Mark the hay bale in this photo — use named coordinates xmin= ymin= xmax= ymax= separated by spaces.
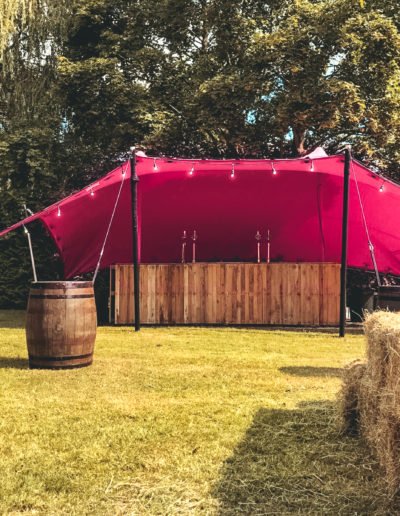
xmin=374 ymin=410 xmax=400 ymax=497
xmin=371 ymin=387 xmax=400 ymax=496
xmin=357 ymin=374 xmax=381 ymax=447
xmin=363 ymin=311 xmax=392 ymax=391
xmin=343 ymin=311 xmax=400 ymax=495
xmin=340 ymin=360 xmax=366 ymax=436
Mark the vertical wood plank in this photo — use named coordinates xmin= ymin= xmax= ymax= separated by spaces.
xmin=128 ymin=265 xmax=134 ymax=324
xmin=183 ymin=265 xmax=189 ymax=323
xmin=270 ymin=264 xmax=283 ymax=324
xmin=217 ymin=264 xmax=226 ymax=324
xmin=114 ymin=266 xmax=120 ymax=324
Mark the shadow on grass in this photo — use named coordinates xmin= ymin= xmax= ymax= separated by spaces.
xmin=280 ymin=366 xmax=343 ymax=377
xmin=0 ymin=310 xmax=25 ymax=329
xmin=0 ymin=357 xmax=28 ymax=369
xmin=214 ymin=403 xmax=396 ymax=514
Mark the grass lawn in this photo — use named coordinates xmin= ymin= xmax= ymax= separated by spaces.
xmin=0 ymin=310 xmax=396 ymax=514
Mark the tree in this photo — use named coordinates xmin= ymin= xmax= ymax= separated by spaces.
xmin=0 ymin=0 xmax=38 ymax=53
xmin=0 ymin=1 xmax=67 ymax=306
xmin=2 ymin=0 xmax=400 ymax=307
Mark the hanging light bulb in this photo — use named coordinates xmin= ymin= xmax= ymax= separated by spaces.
xmin=153 ymin=158 xmax=158 ymax=171
xmin=90 ymin=189 xmax=95 ymax=197
xmin=379 ymin=183 xmax=384 ymax=193
xmin=122 ymin=166 xmax=126 ymax=176
xmin=310 ymin=160 xmax=314 ymax=172
xmin=57 ymin=206 xmax=61 ymax=217
xmin=272 ymin=162 xmax=277 ymax=175
xmin=231 ymin=163 xmax=235 ymax=179
xmin=189 ymin=163 xmax=195 ymax=176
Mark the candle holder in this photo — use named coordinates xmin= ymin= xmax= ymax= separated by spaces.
xmin=255 ymin=231 xmax=261 ymax=263
xmin=181 ymin=230 xmax=187 ymax=263
xmin=192 ymin=230 xmax=198 ymax=263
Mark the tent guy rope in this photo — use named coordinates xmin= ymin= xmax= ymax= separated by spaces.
xmin=351 ymin=160 xmax=381 ymax=287
xmin=92 ymin=162 xmax=127 ymax=284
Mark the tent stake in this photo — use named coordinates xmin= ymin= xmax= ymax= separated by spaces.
xmin=339 ymin=147 xmax=351 ymax=337
xmin=130 ymin=150 xmax=140 ymax=332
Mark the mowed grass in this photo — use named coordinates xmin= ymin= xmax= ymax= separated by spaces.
xmin=0 ymin=311 xmax=396 ymax=514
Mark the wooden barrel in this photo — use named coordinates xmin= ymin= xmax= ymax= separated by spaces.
xmin=26 ymin=281 xmax=97 ymax=369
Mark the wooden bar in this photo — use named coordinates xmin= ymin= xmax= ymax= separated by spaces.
xmin=110 ymin=263 xmax=340 ymax=326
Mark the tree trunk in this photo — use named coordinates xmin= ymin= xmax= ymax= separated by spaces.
xmin=292 ymin=127 xmax=306 ymax=156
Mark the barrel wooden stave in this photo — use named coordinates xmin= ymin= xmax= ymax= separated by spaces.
xmin=26 ymin=281 xmax=97 ymax=369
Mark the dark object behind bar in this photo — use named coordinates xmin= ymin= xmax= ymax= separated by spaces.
xmin=348 ymin=286 xmax=400 ymax=320
xmin=348 ymin=287 xmax=375 ymax=322
xmin=374 ymin=286 xmax=400 ymax=311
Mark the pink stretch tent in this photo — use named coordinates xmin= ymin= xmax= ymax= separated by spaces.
xmin=1 ymin=153 xmax=400 ymax=278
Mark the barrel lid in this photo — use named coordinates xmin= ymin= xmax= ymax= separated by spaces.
xmin=31 ymin=281 xmax=93 ymax=289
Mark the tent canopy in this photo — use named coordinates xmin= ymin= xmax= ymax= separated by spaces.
xmin=1 ymin=152 xmax=400 ymax=278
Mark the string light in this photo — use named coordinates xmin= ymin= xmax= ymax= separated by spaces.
xmin=379 ymin=183 xmax=384 ymax=193
xmin=153 ymin=158 xmax=158 ymax=172
xmin=57 ymin=206 xmax=61 ymax=217
xmin=272 ymin=162 xmax=277 ymax=175
xmin=189 ymin=163 xmax=195 ymax=176
xmin=86 ymin=181 xmax=100 ymax=196
xmin=310 ymin=160 xmax=314 ymax=172
xmin=231 ymin=163 xmax=235 ymax=179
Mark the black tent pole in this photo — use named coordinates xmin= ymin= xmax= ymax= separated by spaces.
xmin=339 ymin=146 xmax=351 ymax=337
xmin=130 ymin=149 xmax=140 ymax=331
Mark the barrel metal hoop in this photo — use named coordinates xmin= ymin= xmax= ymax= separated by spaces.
xmin=29 ymin=360 xmax=93 ymax=370
xmin=32 ymin=282 xmax=93 ymax=289
xmin=28 ymin=352 xmax=93 ymax=362
xmin=30 ymin=294 xmax=94 ymax=300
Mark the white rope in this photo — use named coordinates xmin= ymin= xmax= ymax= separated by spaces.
xmin=22 ymin=204 xmax=38 ymax=282
xmin=92 ymin=162 xmax=127 ymax=284
xmin=351 ymin=159 xmax=381 ymax=285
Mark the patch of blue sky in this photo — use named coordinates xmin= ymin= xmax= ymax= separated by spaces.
xmin=325 ymin=53 xmax=345 ymax=77
xmin=247 ymin=109 xmax=257 ymax=124
xmin=246 ymin=92 xmax=278 ymax=124
xmin=285 ymin=128 xmax=294 ymax=141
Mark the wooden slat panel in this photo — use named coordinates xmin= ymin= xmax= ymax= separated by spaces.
xmin=270 ymin=264 xmax=283 ymax=325
xmin=320 ymin=263 xmax=340 ymax=325
xmin=283 ymin=264 xmax=301 ymax=325
xmin=113 ymin=266 xmax=119 ymax=324
xmin=148 ymin=265 xmax=156 ymax=323
xmin=111 ymin=263 xmax=340 ymax=326
xmin=140 ymin=264 xmax=148 ymax=323
xmin=225 ymin=265 xmax=233 ymax=324
xmin=183 ymin=265 xmax=189 ymax=323
xmin=171 ymin=265 xmax=184 ymax=323
xmin=127 ymin=265 xmax=134 ymax=324
xmin=217 ymin=264 xmax=226 ymax=324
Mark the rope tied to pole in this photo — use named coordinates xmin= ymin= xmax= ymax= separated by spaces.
xmin=350 ymin=160 xmax=381 ymax=286
xmin=92 ymin=161 xmax=128 ymax=284
xmin=23 ymin=204 xmax=38 ymax=282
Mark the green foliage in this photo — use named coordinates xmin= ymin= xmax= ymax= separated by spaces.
xmin=0 ymin=0 xmax=38 ymax=54
xmin=2 ymin=0 xmax=400 ymax=306
xmin=56 ymin=0 xmax=400 ymax=161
